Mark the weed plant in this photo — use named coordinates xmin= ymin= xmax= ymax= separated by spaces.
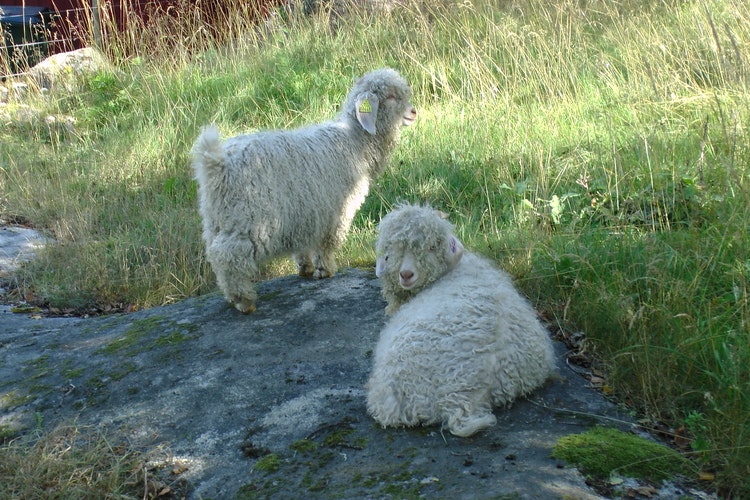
xmin=1 ymin=0 xmax=748 ymax=495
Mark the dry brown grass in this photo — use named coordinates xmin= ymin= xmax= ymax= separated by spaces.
xmin=0 ymin=424 xmax=188 ymax=499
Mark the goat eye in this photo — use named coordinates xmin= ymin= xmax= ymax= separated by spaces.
xmin=386 ymin=95 xmax=396 ymax=101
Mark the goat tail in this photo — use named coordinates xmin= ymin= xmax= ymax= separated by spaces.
xmin=191 ymin=125 xmax=225 ymax=182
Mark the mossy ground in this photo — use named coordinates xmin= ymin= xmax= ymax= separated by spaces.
xmin=237 ymin=421 xmax=434 ymax=499
xmin=552 ymin=427 xmax=693 ymax=483
xmin=96 ymin=315 xmax=197 ymax=355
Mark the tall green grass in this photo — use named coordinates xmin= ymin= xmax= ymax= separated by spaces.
xmin=1 ymin=0 xmax=748 ymax=495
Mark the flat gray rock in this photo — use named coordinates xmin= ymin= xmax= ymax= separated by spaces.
xmin=0 ymin=269 xmax=703 ymax=499
xmin=0 ymin=225 xmax=49 ymax=276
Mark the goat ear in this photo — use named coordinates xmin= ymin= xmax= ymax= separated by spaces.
xmin=375 ymin=256 xmax=386 ymax=277
xmin=355 ymin=92 xmax=379 ymax=135
xmin=446 ymin=236 xmax=464 ymax=268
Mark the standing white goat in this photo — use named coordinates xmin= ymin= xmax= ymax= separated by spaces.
xmin=367 ymin=203 xmax=555 ymax=437
xmin=192 ymin=68 xmax=416 ymax=313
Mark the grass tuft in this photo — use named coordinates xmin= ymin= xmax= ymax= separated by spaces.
xmin=0 ymin=425 xmax=184 ymax=498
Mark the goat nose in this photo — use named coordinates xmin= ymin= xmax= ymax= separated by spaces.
xmin=400 ymin=270 xmax=414 ymax=281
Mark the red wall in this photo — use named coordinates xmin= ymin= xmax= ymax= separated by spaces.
xmin=2 ymin=1 xmax=282 ymax=53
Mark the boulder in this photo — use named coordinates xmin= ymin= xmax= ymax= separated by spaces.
xmin=27 ymin=47 xmax=111 ymax=92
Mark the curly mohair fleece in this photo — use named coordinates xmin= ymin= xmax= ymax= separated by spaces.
xmin=191 ymin=68 xmax=416 ymax=313
xmin=367 ymin=204 xmax=556 ymax=437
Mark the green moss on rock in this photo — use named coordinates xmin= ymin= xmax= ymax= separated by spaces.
xmin=254 ymin=453 xmax=281 ymax=472
xmin=552 ymin=427 xmax=691 ymax=482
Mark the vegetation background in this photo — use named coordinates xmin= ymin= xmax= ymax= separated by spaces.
xmin=1 ymin=0 xmax=748 ymax=496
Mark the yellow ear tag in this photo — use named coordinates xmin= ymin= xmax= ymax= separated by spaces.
xmin=359 ymin=99 xmax=372 ymax=113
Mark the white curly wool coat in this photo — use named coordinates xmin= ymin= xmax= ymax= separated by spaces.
xmin=367 ymin=204 xmax=555 ymax=437
xmin=192 ymin=68 xmax=416 ymax=313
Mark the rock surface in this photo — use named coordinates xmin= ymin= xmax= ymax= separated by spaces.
xmin=0 ymin=224 xmax=50 ymax=278
xmin=0 ymin=262 xmax=709 ymax=499
xmin=27 ymin=47 xmax=112 ymax=92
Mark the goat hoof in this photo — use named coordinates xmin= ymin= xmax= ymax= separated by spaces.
xmin=313 ymin=268 xmax=333 ymax=279
xmin=234 ymin=300 xmax=256 ymax=314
